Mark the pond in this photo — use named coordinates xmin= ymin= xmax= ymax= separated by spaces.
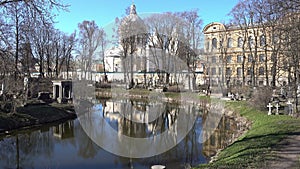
xmin=0 ymin=99 xmax=239 ymax=169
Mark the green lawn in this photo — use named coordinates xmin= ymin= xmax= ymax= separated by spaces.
xmin=195 ymin=101 xmax=300 ymax=169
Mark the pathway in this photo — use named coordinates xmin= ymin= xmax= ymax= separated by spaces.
xmin=268 ymin=135 xmax=300 ymax=169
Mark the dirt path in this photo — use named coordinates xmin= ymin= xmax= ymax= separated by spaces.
xmin=268 ymin=135 xmax=300 ymax=169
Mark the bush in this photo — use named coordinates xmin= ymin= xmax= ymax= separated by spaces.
xmin=95 ymin=82 xmax=111 ymax=88
xmin=231 ymin=86 xmax=253 ymax=100
xmin=248 ymin=86 xmax=273 ymax=110
xmin=167 ymin=85 xmax=182 ymax=92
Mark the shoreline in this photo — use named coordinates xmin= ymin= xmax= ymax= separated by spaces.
xmin=1 ymin=88 xmax=299 ymax=168
xmin=206 ymin=104 xmax=252 ymax=163
xmin=96 ymin=88 xmax=251 ymax=163
xmin=195 ymin=101 xmax=300 ymax=169
xmin=0 ymin=88 xmax=251 ymax=167
xmin=0 ymin=102 xmax=77 ymax=136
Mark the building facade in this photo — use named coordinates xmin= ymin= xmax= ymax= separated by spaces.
xmin=203 ymin=22 xmax=287 ymax=88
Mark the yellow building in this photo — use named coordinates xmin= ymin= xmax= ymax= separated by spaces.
xmin=202 ymin=22 xmax=285 ymax=88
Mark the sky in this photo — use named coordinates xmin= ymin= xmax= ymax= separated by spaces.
xmin=54 ymin=0 xmax=240 ymax=35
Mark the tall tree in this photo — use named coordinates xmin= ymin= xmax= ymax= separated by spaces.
xmin=77 ymin=20 xmax=105 ymax=80
xmin=0 ymin=0 xmax=67 ymax=112
xmin=117 ymin=4 xmax=147 ymax=88
xmin=100 ymin=32 xmax=108 ymax=82
xmin=145 ymin=12 xmax=184 ymax=85
xmin=177 ymin=10 xmax=203 ymax=90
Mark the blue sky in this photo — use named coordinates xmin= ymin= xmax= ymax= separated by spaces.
xmin=54 ymin=0 xmax=240 ymax=34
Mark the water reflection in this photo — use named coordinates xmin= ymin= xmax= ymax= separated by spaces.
xmin=53 ymin=121 xmax=74 ymax=139
xmin=77 ymin=98 xmax=198 ymax=158
xmin=0 ymin=125 xmax=55 ymax=169
xmin=0 ymin=99 xmax=241 ymax=169
xmin=102 ymin=100 xmax=183 ymax=138
xmin=202 ymin=113 xmax=239 ymax=157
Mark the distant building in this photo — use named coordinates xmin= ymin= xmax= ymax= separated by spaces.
xmin=56 ymin=3 xmax=205 ymax=88
xmin=203 ymin=22 xmax=287 ymax=87
xmin=104 ymin=46 xmax=122 ymax=72
xmin=104 ymin=3 xmax=205 ymax=87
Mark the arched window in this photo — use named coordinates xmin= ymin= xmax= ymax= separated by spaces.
xmin=226 ymin=67 xmax=232 ymax=76
xmin=227 ymin=38 xmax=233 ymax=48
xmin=248 ymin=36 xmax=254 ymax=47
xmin=237 ymin=67 xmax=242 ymax=77
xmin=259 ymin=54 xmax=265 ymax=62
xmin=259 ymin=67 xmax=264 ymax=75
xmin=211 ymin=67 xmax=216 ymax=75
xmin=247 ymin=67 xmax=253 ymax=75
xmin=211 ymin=56 xmax=217 ymax=63
xmin=260 ymin=35 xmax=266 ymax=47
xmin=226 ymin=55 xmax=232 ymax=63
xmin=237 ymin=55 xmax=243 ymax=63
xmin=272 ymin=35 xmax=279 ymax=45
xmin=206 ymin=42 xmax=210 ymax=51
xmin=212 ymin=38 xmax=217 ymax=49
xmin=238 ymin=37 xmax=243 ymax=47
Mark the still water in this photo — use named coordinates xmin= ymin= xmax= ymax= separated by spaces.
xmin=0 ymin=99 xmax=239 ymax=169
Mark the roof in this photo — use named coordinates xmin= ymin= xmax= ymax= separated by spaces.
xmin=202 ymin=22 xmax=226 ymax=33
xmin=105 ymin=46 xmax=123 ymax=57
xmin=119 ymin=4 xmax=147 ymax=40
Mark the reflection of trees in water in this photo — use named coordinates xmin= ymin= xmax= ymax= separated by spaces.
xmin=75 ymin=117 xmax=100 ymax=159
xmin=139 ymin=105 xmax=203 ymax=167
xmin=102 ymin=99 xmax=204 ymax=166
xmin=202 ymin=113 xmax=238 ymax=158
xmin=0 ymin=137 xmax=18 ymax=168
xmin=0 ymin=118 xmax=105 ymax=168
xmin=48 ymin=99 xmax=236 ymax=167
xmin=104 ymin=99 xmax=180 ymax=138
xmin=0 ymin=128 xmax=55 ymax=169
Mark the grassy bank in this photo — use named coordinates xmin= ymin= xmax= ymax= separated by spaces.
xmin=195 ymin=101 xmax=300 ymax=168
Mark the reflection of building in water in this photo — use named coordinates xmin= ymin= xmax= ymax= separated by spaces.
xmin=53 ymin=121 xmax=74 ymax=139
xmin=202 ymin=115 xmax=238 ymax=157
xmin=103 ymin=100 xmax=180 ymax=138
xmin=104 ymin=100 xmax=153 ymax=123
xmin=104 ymin=100 xmax=150 ymax=138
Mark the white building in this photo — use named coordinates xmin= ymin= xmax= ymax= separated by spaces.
xmin=104 ymin=46 xmax=122 ymax=72
xmin=104 ymin=4 xmax=205 ymax=87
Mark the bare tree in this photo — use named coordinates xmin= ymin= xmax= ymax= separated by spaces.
xmin=0 ymin=0 xmax=68 ymax=13
xmin=3 ymin=2 xmax=27 ymax=81
xmin=77 ymin=20 xmax=105 ymax=80
xmin=52 ymin=31 xmax=76 ymax=79
xmin=229 ymin=0 xmax=268 ymax=86
xmin=117 ymin=4 xmax=147 ymax=88
xmin=100 ymin=32 xmax=108 ymax=82
xmin=176 ymin=10 xmax=203 ymax=90
xmin=230 ymin=1 xmax=254 ymax=86
xmin=280 ymin=12 xmax=300 ymax=114
xmin=145 ymin=12 xmax=184 ymax=85
xmin=32 ymin=24 xmax=51 ymax=78
xmin=0 ymin=0 xmax=68 ymax=112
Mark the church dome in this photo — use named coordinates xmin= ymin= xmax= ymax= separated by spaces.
xmin=119 ymin=4 xmax=147 ymax=40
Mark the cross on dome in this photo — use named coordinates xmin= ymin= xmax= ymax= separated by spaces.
xmin=130 ymin=2 xmax=137 ymax=15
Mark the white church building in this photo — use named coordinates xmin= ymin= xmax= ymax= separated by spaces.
xmin=104 ymin=3 xmax=205 ymax=88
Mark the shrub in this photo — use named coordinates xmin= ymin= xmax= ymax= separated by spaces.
xmin=248 ymin=86 xmax=273 ymax=110
xmin=167 ymin=85 xmax=183 ymax=92
xmin=95 ymin=82 xmax=111 ymax=88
